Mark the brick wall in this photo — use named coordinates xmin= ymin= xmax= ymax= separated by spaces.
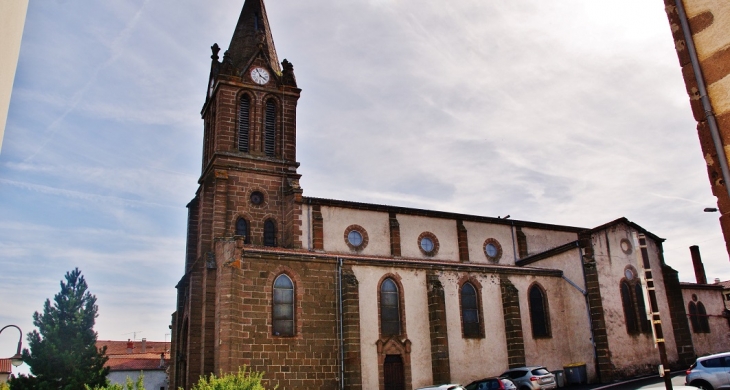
xmin=427 ymin=274 xmax=451 ymax=384
xmin=500 ymin=276 xmax=525 ymax=368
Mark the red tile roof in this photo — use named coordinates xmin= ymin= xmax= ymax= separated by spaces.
xmin=0 ymin=359 xmax=10 ymax=374
xmin=97 ymin=340 xmax=170 ymax=372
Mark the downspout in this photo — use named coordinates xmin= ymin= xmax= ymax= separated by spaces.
xmin=578 ymin=243 xmax=601 ymax=384
xmin=675 ymin=0 xmax=730 ymax=201
xmin=510 ymin=221 xmax=518 ymax=263
xmin=337 ymin=257 xmax=345 ymax=390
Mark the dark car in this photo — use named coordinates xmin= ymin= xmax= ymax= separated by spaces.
xmin=500 ymin=367 xmax=556 ymax=390
xmin=465 ymin=377 xmax=507 ymax=390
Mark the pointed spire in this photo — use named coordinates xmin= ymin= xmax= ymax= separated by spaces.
xmin=226 ymin=0 xmax=281 ymax=75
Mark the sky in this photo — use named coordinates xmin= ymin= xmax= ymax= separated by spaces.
xmin=1 ymin=0 xmax=727 ymax=376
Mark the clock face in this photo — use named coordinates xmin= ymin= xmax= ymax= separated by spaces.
xmin=250 ymin=67 xmax=270 ymax=85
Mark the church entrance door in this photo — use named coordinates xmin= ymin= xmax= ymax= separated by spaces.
xmin=384 ymin=354 xmax=405 ymax=390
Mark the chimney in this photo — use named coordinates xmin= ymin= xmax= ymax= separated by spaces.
xmin=716 ymin=278 xmax=721 ymax=284
xmin=126 ymin=339 xmax=133 ymax=354
xmin=141 ymin=338 xmax=147 ymax=353
xmin=690 ymin=245 xmax=707 ymax=284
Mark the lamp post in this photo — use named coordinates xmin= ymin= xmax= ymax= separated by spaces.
xmin=0 ymin=325 xmax=23 ymax=367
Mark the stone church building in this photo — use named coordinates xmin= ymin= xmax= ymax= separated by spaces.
xmin=170 ymin=1 xmax=730 ymax=389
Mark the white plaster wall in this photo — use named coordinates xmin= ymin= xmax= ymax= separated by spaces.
xmin=593 ymin=226 xmax=679 ymax=375
xmin=440 ymin=272 xmax=509 ymax=383
xmin=521 ymin=228 xmax=578 ymax=257
xmin=0 ymin=0 xmax=29 ymax=153
xmin=524 ymin=248 xmax=585 ymax=293
xmin=321 ymin=206 xmax=391 ymax=256
xmin=300 ymin=204 xmax=312 ymax=250
xmin=353 ymin=266 xmax=433 ymax=390
xmin=510 ymin=274 xmax=595 ymax=379
xmin=463 ymin=222 xmax=516 ymax=265
xmin=108 ymin=370 xmax=168 ymax=390
xmin=398 ymin=215 xmax=458 ymax=261
xmin=681 ymin=287 xmax=730 ymax=355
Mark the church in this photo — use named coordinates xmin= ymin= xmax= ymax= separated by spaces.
xmin=169 ymin=1 xmax=729 ymax=389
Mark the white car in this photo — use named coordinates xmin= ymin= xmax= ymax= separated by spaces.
xmin=417 ymin=385 xmax=467 ymax=390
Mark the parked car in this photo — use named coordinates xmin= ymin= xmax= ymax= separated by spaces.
xmin=501 ymin=378 xmax=517 ymax=390
xmin=500 ymin=367 xmax=557 ymax=390
xmin=416 ymin=385 xmax=466 ymax=390
xmin=686 ymin=351 xmax=730 ymax=390
xmin=464 ymin=377 xmax=507 ymax=390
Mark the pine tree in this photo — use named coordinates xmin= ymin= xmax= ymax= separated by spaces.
xmin=10 ymin=268 xmax=109 ymax=390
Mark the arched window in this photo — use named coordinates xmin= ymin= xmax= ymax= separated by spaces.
xmin=235 ymin=217 xmax=250 ymax=244
xmin=380 ymin=278 xmax=401 ymax=336
xmin=620 ymin=270 xmax=651 ymax=335
xmin=272 ymin=274 xmax=294 ymax=336
xmin=621 ymin=281 xmax=639 ymax=333
xmin=264 ymin=219 xmax=276 ymax=247
xmin=690 ymin=300 xmax=711 ymax=334
xmin=238 ymin=94 xmax=250 ymax=152
xmin=634 ymin=283 xmax=650 ymax=333
xmin=264 ymin=99 xmax=276 ymax=157
xmin=461 ymin=282 xmax=481 ymax=338
xmin=528 ymin=284 xmax=550 ymax=338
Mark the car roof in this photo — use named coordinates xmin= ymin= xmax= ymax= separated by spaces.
xmin=504 ymin=366 xmax=547 ymax=371
xmin=697 ymin=352 xmax=730 ymax=361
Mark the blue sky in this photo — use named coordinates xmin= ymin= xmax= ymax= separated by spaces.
xmin=1 ymin=0 xmax=726 ymax=374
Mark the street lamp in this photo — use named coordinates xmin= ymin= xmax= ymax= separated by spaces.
xmin=0 ymin=325 xmax=23 ymax=367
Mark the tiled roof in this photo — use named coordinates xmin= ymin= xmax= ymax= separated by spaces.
xmin=714 ymin=280 xmax=730 ymax=289
xmin=97 ymin=340 xmax=170 ymax=372
xmin=0 ymin=359 xmax=11 ymax=374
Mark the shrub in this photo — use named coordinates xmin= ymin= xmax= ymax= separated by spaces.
xmin=189 ymin=366 xmax=273 ymax=390
xmin=85 ymin=373 xmax=145 ymax=390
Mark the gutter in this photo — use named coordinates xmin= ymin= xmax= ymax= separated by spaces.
xmin=674 ymin=0 xmax=730 ymax=201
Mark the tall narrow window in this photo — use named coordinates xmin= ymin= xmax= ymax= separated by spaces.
xmin=634 ymin=283 xmax=650 ymax=333
xmin=688 ymin=301 xmax=699 ymax=333
xmin=264 ymin=99 xmax=276 ymax=157
xmin=698 ymin=302 xmax=710 ymax=333
xmin=380 ymin=278 xmax=401 ymax=336
xmin=264 ymin=219 xmax=276 ymax=247
xmin=238 ymin=95 xmax=250 ymax=152
xmin=235 ymin=217 xmax=250 ymax=244
xmin=461 ymin=282 xmax=481 ymax=338
xmin=528 ymin=284 xmax=550 ymax=338
xmin=621 ymin=281 xmax=639 ymax=333
xmin=272 ymin=274 xmax=294 ymax=336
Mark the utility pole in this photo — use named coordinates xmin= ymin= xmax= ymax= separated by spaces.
xmin=637 ymin=233 xmax=672 ymax=390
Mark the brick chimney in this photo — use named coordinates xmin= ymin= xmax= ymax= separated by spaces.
xmin=141 ymin=338 xmax=147 ymax=353
xmin=690 ymin=245 xmax=707 ymax=284
xmin=126 ymin=339 xmax=133 ymax=354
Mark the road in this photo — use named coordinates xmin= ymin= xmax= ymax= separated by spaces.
xmin=590 ymin=372 xmax=688 ymax=390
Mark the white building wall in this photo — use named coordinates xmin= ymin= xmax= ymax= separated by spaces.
xmin=463 ymin=221 xmax=516 ymax=265
xmin=440 ymin=272 xmax=508 ymax=383
xmin=398 ymin=215 xmax=459 ymax=261
xmin=521 ymin=227 xmax=578 ymax=257
xmin=681 ymin=287 xmax=730 ymax=356
xmin=320 ymin=206 xmax=391 ymax=256
xmin=108 ymin=370 xmax=168 ymax=390
xmin=593 ymin=226 xmax=678 ymax=376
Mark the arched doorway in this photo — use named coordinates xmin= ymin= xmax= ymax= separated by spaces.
xmin=383 ymin=354 xmax=404 ymax=390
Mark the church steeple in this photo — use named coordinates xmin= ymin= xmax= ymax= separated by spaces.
xmin=225 ymin=0 xmax=280 ymax=75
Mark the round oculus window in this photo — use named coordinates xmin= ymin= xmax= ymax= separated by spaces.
xmin=486 ymin=243 xmax=498 ymax=257
xmin=620 ymin=238 xmax=633 ymax=254
xmin=483 ymin=238 xmax=503 ymax=262
xmin=250 ymin=191 xmax=264 ymax=205
xmin=420 ymin=237 xmax=434 ymax=253
xmin=624 ymin=268 xmax=635 ymax=280
xmin=347 ymin=230 xmax=363 ymax=247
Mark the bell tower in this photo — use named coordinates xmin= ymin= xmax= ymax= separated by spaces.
xmin=173 ymin=0 xmax=302 ymax=387
xmin=198 ymin=0 xmax=302 ymax=250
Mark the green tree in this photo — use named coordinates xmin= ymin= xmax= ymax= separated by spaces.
xmin=190 ymin=366 xmax=273 ymax=390
xmin=10 ymin=268 xmax=109 ymax=390
xmin=86 ymin=373 xmax=145 ymax=390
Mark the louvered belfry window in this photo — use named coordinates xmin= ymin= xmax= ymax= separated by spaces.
xmin=264 ymin=219 xmax=276 ymax=247
xmin=264 ymin=99 xmax=276 ymax=157
xmin=238 ymin=95 xmax=250 ymax=152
